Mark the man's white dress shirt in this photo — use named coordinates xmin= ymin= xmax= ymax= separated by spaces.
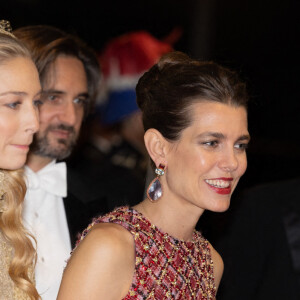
xmin=23 ymin=160 xmax=71 ymax=300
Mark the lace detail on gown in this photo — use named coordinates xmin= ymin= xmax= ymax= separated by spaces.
xmin=78 ymin=206 xmax=216 ymax=299
xmin=0 ymin=231 xmax=34 ymax=300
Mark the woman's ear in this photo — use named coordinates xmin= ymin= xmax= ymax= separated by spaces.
xmin=144 ymin=129 xmax=168 ymax=167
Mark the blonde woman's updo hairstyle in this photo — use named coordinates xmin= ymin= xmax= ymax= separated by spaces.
xmin=136 ymin=51 xmax=248 ymax=141
xmin=0 ymin=31 xmax=30 ymax=62
xmin=0 ymin=30 xmax=40 ymax=299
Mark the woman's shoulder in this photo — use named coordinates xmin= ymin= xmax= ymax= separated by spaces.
xmin=71 ymin=223 xmax=134 ymax=279
xmin=86 ymin=222 xmax=134 ymax=251
xmin=76 ymin=206 xmax=139 ymax=246
xmin=58 ymin=220 xmax=136 ymax=299
xmin=74 ymin=219 xmax=135 ymax=263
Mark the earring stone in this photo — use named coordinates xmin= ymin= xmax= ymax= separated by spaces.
xmin=147 ymin=164 xmax=165 ymax=202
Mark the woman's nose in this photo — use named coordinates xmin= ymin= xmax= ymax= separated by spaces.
xmin=219 ymin=149 xmax=239 ymax=173
xmin=24 ymin=104 xmax=39 ymax=134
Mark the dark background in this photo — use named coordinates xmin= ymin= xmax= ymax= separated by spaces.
xmin=2 ymin=0 xmax=299 ymax=187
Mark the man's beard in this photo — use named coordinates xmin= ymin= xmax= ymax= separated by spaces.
xmin=30 ymin=124 xmax=77 ymax=160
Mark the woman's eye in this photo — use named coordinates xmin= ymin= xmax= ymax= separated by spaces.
xmin=6 ymin=101 xmax=21 ymax=109
xmin=234 ymin=143 xmax=249 ymax=151
xmin=203 ymin=140 xmax=219 ymax=147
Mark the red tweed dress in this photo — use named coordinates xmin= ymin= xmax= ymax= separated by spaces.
xmin=77 ymin=206 xmax=216 ymax=299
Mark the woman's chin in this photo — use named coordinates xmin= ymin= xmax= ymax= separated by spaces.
xmin=209 ymin=198 xmax=231 ymax=213
xmin=0 ymin=158 xmax=26 ymax=170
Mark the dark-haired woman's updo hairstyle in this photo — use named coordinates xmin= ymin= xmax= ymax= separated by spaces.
xmin=136 ymin=51 xmax=248 ymax=141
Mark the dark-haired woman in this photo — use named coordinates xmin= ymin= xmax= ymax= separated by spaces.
xmin=58 ymin=51 xmax=250 ymax=300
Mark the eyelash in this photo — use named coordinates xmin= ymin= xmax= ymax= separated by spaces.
xmin=5 ymin=99 xmax=43 ymax=110
xmin=202 ymin=140 xmax=219 ymax=147
xmin=44 ymin=95 xmax=59 ymax=103
xmin=6 ymin=101 xmax=21 ymax=109
xmin=48 ymin=95 xmax=57 ymax=101
xmin=34 ymin=99 xmax=44 ymax=107
xmin=43 ymin=95 xmax=87 ymax=106
xmin=234 ymin=143 xmax=249 ymax=151
xmin=202 ymin=140 xmax=249 ymax=151
xmin=73 ymin=98 xmax=88 ymax=106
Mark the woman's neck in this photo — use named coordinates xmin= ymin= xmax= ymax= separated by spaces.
xmin=133 ymin=197 xmax=204 ymax=242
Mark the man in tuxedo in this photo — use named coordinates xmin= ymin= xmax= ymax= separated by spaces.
xmin=14 ymin=25 xmax=107 ymax=300
xmin=212 ymin=177 xmax=300 ymax=300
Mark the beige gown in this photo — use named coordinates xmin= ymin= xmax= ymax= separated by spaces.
xmin=0 ymin=231 xmax=33 ymax=300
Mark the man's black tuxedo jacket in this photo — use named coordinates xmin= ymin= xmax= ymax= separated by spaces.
xmin=215 ymin=178 xmax=300 ymax=300
xmin=63 ymin=167 xmax=108 ymax=247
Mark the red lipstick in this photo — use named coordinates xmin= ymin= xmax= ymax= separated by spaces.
xmin=205 ymin=178 xmax=233 ymax=195
xmin=214 ymin=177 xmax=233 ymax=181
xmin=207 ymin=184 xmax=231 ymax=195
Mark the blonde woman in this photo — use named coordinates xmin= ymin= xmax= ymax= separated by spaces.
xmin=0 ymin=21 xmax=41 ymax=299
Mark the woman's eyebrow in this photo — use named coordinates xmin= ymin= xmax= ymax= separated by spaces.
xmin=197 ymin=132 xmax=226 ymax=139
xmin=0 ymin=91 xmax=27 ymax=97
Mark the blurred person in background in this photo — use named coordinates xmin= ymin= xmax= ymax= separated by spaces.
xmin=213 ymin=177 xmax=300 ymax=300
xmin=14 ymin=25 xmax=106 ymax=300
xmin=69 ymin=31 xmax=172 ymax=210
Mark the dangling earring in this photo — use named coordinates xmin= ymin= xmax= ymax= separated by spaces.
xmin=147 ymin=164 xmax=166 ymax=202
xmin=0 ymin=171 xmax=6 ymax=213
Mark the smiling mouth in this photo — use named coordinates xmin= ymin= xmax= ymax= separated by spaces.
xmin=205 ymin=179 xmax=232 ymax=188
xmin=204 ymin=178 xmax=234 ymax=195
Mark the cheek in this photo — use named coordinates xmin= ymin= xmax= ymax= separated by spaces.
xmin=75 ymin=109 xmax=84 ymax=127
xmin=0 ymin=124 xmax=18 ymax=165
xmin=38 ymin=106 xmax=55 ymax=125
xmin=0 ymin=139 xmax=5 ymax=160
xmin=180 ymin=150 xmax=206 ymax=180
xmin=193 ymin=151 xmax=216 ymax=175
xmin=0 ymin=119 xmax=17 ymax=142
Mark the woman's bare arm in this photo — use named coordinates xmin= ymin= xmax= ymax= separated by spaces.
xmin=57 ymin=223 xmax=135 ymax=300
